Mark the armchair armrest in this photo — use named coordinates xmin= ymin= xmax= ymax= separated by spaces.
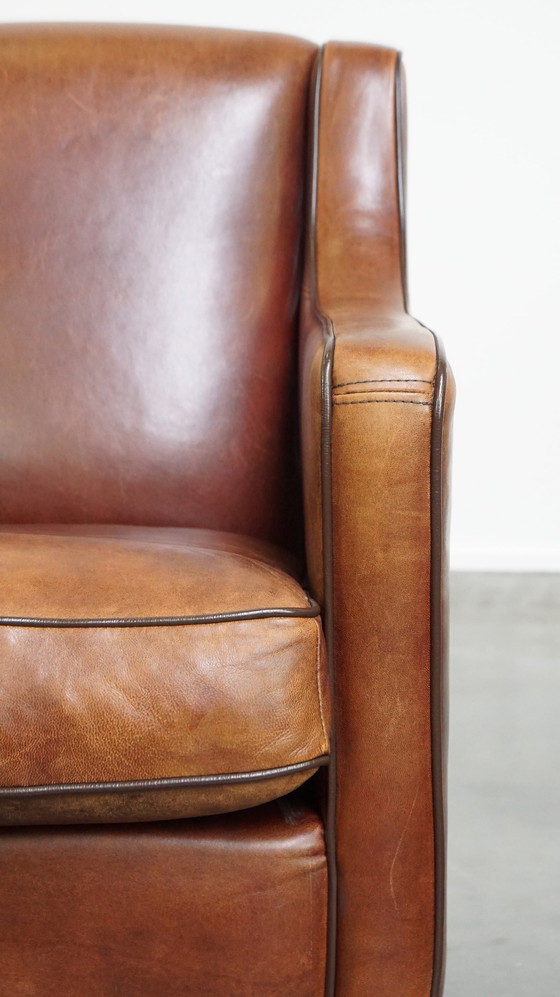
xmin=300 ymin=43 xmax=454 ymax=997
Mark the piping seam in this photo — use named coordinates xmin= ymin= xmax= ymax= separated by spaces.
xmin=314 ymin=617 xmax=329 ymax=749
xmin=0 ymin=755 xmax=330 ymax=798
xmin=0 ymin=602 xmax=321 ymax=628
xmin=307 ymin=44 xmax=337 ymax=997
xmin=427 ymin=336 xmax=448 ymax=997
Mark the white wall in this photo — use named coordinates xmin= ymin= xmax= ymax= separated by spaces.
xmin=2 ymin=0 xmax=559 ymax=571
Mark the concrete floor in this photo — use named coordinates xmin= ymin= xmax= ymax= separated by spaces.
xmin=446 ymin=573 xmax=560 ymax=996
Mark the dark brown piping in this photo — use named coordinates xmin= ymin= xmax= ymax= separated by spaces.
xmin=429 ymin=338 xmax=448 ymax=997
xmin=0 ymin=600 xmax=320 ymax=628
xmin=395 ymin=45 xmax=447 ymax=996
xmin=0 ymin=755 xmax=330 ymax=799
xmin=308 ymin=44 xmax=338 ymax=997
xmin=395 ymin=52 xmax=409 ymax=312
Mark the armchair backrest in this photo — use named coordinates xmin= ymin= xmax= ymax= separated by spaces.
xmin=0 ymin=25 xmax=315 ymax=548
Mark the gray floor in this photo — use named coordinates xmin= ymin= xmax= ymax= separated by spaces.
xmin=447 ymin=573 xmax=560 ymax=996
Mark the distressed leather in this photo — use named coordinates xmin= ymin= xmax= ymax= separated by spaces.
xmin=0 ymin=526 xmax=330 ymax=824
xmin=0 ymin=797 xmax=328 ymax=997
xmin=300 ymin=43 xmax=454 ymax=997
xmin=0 ymin=24 xmax=454 ymax=997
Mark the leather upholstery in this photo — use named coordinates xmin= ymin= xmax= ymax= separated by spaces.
xmin=0 ymin=24 xmax=453 ymax=997
xmin=0 ymin=526 xmax=329 ymax=824
xmin=0 ymin=24 xmax=314 ymax=551
xmin=0 ymin=796 xmax=328 ymax=997
xmin=300 ymin=43 xmax=454 ymax=997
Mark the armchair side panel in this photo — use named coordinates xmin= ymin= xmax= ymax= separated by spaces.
xmin=300 ymin=43 xmax=454 ymax=997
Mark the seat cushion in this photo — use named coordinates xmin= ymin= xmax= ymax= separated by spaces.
xmin=0 ymin=526 xmax=330 ymax=825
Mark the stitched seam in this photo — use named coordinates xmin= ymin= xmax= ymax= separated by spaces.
xmin=333 ymin=398 xmax=432 ymax=406
xmin=334 ymin=378 xmax=433 ymax=388
xmin=334 ymin=390 xmax=432 ymax=398
xmin=333 ymin=381 xmax=431 ymax=398
xmin=314 ymin=617 xmax=328 ymax=749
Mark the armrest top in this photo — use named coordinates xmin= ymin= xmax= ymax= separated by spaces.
xmin=324 ymin=307 xmax=436 ymax=394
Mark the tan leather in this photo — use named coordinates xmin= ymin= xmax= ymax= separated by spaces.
xmin=0 ymin=25 xmax=454 ymax=997
xmin=0 ymin=526 xmax=330 ymax=824
xmin=300 ymin=43 xmax=454 ymax=997
xmin=0 ymin=24 xmax=314 ymax=552
xmin=0 ymin=796 xmax=328 ymax=996
xmin=0 ymin=525 xmax=309 ymax=619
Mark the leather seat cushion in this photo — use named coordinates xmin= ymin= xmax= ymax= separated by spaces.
xmin=0 ymin=526 xmax=330 ymax=825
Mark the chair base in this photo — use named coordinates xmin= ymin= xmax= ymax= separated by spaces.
xmin=0 ymin=793 xmax=327 ymax=996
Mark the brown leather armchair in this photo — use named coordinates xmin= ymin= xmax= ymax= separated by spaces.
xmin=0 ymin=24 xmax=454 ymax=997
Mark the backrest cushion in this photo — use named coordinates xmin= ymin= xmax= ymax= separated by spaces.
xmin=0 ymin=25 xmax=315 ymax=547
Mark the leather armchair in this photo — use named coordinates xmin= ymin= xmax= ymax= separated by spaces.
xmin=0 ymin=25 xmax=454 ymax=997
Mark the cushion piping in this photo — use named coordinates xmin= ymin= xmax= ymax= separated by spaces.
xmin=0 ymin=599 xmax=320 ymax=628
xmin=0 ymin=755 xmax=330 ymax=798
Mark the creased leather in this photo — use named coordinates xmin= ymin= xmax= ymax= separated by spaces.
xmin=300 ymin=43 xmax=454 ymax=997
xmin=0 ymin=24 xmax=456 ymax=997
xmin=0 ymin=526 xmax=330 ymax=824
